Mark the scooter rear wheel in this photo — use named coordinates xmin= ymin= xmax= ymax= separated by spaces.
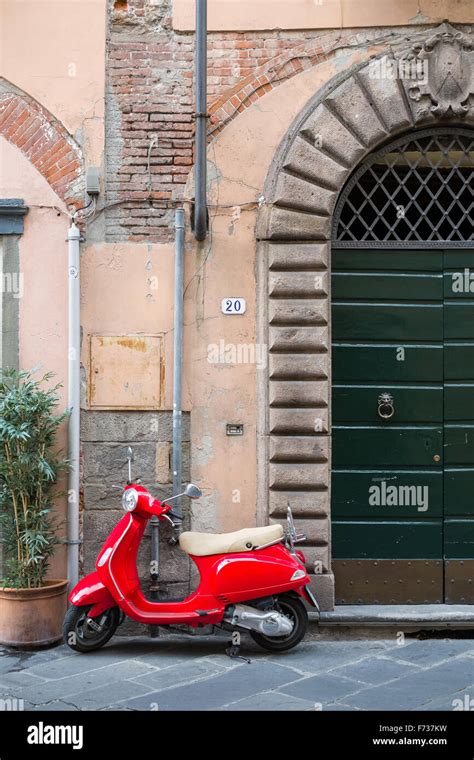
xmin=249 ymin=594 xmax=308 ymax=652
xmin=63 ymin=604 xmax=120 ymax=652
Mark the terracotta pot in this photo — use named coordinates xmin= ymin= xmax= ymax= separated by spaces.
xmin=0 ymin=580 xmax=68 ymax=647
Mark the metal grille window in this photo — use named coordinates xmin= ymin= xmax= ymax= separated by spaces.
xmin=333 ymin=128 xmax=474 ymax=248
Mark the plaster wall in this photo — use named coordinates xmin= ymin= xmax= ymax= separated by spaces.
xmin=173 ymin=0 xmax=474 ymax=31
xmin=0 ymin=135 xmax=69 ymax=579
xmin=184 ymin=47 xmax=375 ymax=546
xmin=0 ymin=0 xmax=106 ymax=164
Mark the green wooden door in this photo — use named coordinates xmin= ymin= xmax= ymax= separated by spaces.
xmin=331 ymin=248 xmax=474 ymax=603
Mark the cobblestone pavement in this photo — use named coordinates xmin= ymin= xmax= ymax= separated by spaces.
xmin=0 ymin=629 xmax=473 ymax=711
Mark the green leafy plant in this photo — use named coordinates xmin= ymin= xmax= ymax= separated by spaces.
xmin=0 ymin=368 xmax=70 ymax=588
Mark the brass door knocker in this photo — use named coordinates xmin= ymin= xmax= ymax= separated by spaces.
xmin=377 ymin=392 xmax=395 ymax=420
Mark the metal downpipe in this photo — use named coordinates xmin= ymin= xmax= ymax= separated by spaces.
xmin=194 ymin=0 xmax=208 ymax=241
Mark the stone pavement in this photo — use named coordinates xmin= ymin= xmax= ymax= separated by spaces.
xmin=0 ymin=629 xmax=473 ymax=711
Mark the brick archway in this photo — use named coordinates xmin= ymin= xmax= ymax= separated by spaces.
xmin=256 ymin=22 xmax=474 ymax=610
xmin=0 ymin=80 xmax=84 ymax=209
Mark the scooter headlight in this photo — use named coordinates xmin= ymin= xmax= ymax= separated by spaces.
xmin=122 ymin=488 xmax=138 ymax=512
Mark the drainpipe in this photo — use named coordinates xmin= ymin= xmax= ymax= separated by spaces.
xmin=172 ymin=208 xmax=185 ymax=513
xmin=194 ymin=0 xmax=208 ymax=241
xmin=149 ymin=209 xmax=185 ymax=619
xmin=67 ymin=222 xmax=81 ymax=589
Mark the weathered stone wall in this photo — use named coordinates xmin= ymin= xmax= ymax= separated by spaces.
xmin=80 ymin=410 xmax=192 ymax=600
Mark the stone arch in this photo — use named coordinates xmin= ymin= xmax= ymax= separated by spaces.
xmin=256 ymin=22 xmax=474 ymax=609
xmin=0 ymin=79 xmax=84 ymax=209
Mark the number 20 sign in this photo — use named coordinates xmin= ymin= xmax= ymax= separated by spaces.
xmin=221 ymin=297 xmax=246 ymax=315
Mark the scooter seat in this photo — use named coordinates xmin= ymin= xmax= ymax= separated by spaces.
xmin=179 ymin=524 xmax=284 ymax=557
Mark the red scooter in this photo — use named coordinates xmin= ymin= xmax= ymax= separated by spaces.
xmin=64 ymin=455 xmax=318 ymax=654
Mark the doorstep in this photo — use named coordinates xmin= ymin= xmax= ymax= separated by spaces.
xmin=309 ymin=604 xmax=474 ymax=628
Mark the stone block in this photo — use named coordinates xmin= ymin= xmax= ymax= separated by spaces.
xmin=266 ymin=206 xmax=331 ymax=241
xmin=269 ymin=461 xmax=329 ymax=489
xmin=269 ymin=408 xmax=329 ymax=434
xmin=301 ymin=102 xmax=366 ymax=165
xmin=269 ymin=271 xmax=328 ymax=298
xmin=270 ymin=435 xmax=329 ymax=462
xmin=269 ymin=489 xmax=329 ymax=518
xmin=269 ymin=298 xmax=328 ymax=326
xmin=269 ymin=380 xmax=329 ymax=407
xmin=274 ymin=172 xmax=335 ymax=214
xmin=83 ymin=442 xmax=157 ymax=486
xmin=284 ymin=134 xmax=348 ymax=189
xmin=81 ymin=410 xmax=190 ymax=442
xmin=325 ymin=76 xmax=388 ymax=147
xmin=269 ymin=353 xmax=329 ymax=380
xmin=156 ymin=442 xmax=171 ymax=483
xmin=269 ymin=326 xmax=328 ymax=353
xmin=266 ymin=242 xmax=329 ymax=270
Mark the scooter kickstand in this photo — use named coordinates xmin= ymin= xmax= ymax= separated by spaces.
xmin=225 ymin=641 xmax=251 ymax=664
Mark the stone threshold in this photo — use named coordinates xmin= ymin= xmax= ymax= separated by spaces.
xmin=309 ymin=604 xmax=474 ymax=628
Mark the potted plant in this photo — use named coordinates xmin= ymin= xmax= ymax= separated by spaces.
xmin=0 ymin=368 xmax=70 ymax=647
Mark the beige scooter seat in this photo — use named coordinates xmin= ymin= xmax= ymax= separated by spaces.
xmin=179 ymin=524 xmax=284 ymax=557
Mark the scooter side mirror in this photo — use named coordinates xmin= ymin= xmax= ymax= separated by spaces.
xmin=185 ymin=483 xmax=202 ymax=500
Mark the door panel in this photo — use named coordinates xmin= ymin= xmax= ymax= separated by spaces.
xmin=333 ymin=427 xmax=442 ymax=467
xmin=333 ymin=250 xmax=443 ymax=271
xmin=333 ymin=304 xmax=443 ymax=341
xmin=443 ymin=426 xmax=474 ymax=464
xmin=332 ymin=248 xmax=444 ymax=604
xmin=332 ymin=386 xmax=443 ymax=423
xmin=445 ymin=303 xmax=474 ymax=338
xmin=443 ymin=250 xmax=474 ymax=593
xmin=332 ymin=470 xmax=443 ymax=518
xmin=444 ymin=469 xmax=474 ymax=516
xmin=444 ymin=385 xmax=474 ymax=421
xmin=333 ymin=273 xmax=442 ymax=300
xmin=444 ymin=520 xmax=474 ymax=559
xmin=332 ymin=345 xmax=443 ymax=382
xmin=332 ymin=521 xmax=442 ymax=559
xmin=444 ymin=345 xmax=474 ymax=380
xmin=331 ymin=248 xmax=474 ymax=603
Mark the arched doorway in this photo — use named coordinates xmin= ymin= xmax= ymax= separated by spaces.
xmin=257 ymin=22 xmax=474 ymax=609
xmin=331 ymin=127 xmax=474 ymax=603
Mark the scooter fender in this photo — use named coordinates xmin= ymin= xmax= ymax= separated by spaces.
xmin=295 ymin=584 xmax=320 ymax=611
xmin=68 ymin=571 xmax=116 ymax=617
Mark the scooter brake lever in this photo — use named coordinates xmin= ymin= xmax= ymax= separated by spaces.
xmin=168 ymin=521 xmax=183 ymax=546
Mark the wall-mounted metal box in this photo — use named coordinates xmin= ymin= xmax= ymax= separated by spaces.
xmin=89 ymin=334 xmax=164 ymax=409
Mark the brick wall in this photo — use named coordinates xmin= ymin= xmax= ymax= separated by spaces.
xmin=105 ymin=0 xmax=364 ymax=242
xmin=0 ymin=90 xmax=83 ymax=210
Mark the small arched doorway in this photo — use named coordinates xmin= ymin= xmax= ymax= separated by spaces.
xmin=331 ymin=127 xmax=474 ymax=604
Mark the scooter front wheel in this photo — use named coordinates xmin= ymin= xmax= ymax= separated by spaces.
xmin=249 ymin=594 xmax=308 ymax=652
xmin=63 ymin=604 xmax=120 ymax=652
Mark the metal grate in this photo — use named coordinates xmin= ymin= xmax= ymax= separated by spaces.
xmin=333 ymin=128 xmax=474 ymax=248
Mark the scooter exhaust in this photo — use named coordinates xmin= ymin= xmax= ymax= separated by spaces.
xmin=224 ymin=604 xmax=293 ymax=637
